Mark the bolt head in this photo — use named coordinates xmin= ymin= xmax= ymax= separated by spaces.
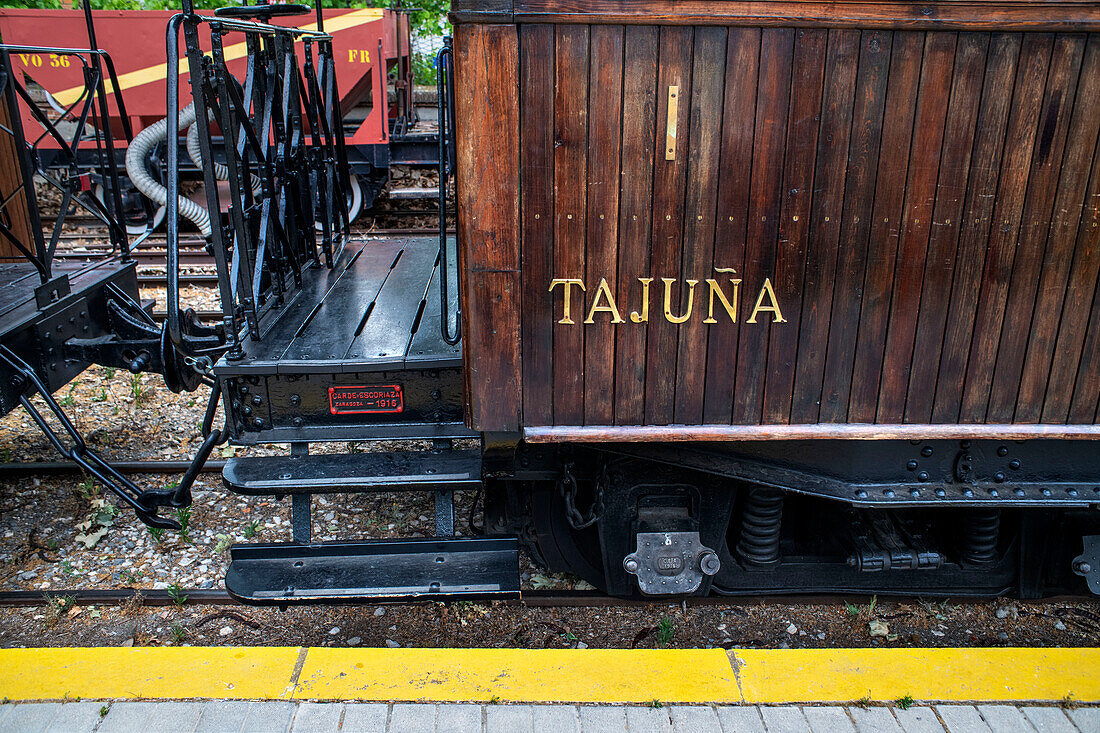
xmin=699 ymin=551 xmax=721 ymax=576
xmin=623 ymin=557 xmax=639 ymax=574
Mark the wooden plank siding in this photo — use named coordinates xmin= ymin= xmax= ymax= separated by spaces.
xmin=452 ymin=8 xmax=1100 ymax=435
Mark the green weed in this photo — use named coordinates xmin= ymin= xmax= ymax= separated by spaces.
xmin=129 ymin=373 xmax=146 ymax=408
xmin=656 ymin=616 xmax=674 ymax=646
xmin=167 ymin=582 xmax=187 ymax=607
xmin=895 ymin=694 xmax=914 ymax=710
xmin=173 ymin=500 xmax=190 ymax=542
xmin=243 ymin=519 xmax=261 ymax=539
xmin=77 ymin=478 xmax=100 ymax=501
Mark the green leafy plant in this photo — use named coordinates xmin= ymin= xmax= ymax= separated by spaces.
xmin=845 ymin=601 xmax=860 ymax=617
xmin=167 ymin=582 xmax=187 ymax=607
xmin=129 ymin=373 xmax=146 ymax=408
xmin=243 ymin=519 xmax=261 ymax=539
xmin=77 ymin=478 xmax=100 ymax=501
xmin=148 ymin=526 xmax=166 ymax=544
xmin=104 ymin=367 xmax=116 ymax=379
xmin=170 ymin=623 xmax=187 ymax=644
xmin=895 ymin=694 xmax=914 ymax=710
xmin=99 ymin=705 xmax=109 ymax=719
xmin=173 ymin=500 xmax=190 ymax=542
xmin=43 ymin=594 xmax=77 ymax=624
xmin=656 ymin=616 xmax=674 ymax=646
xmin=646 ymin=699 xmax=663 ymax=709
xmin=59 ymin=384 xmax=77 ymax=406
xmin=93 ymin=387 xmax=108 ymax=403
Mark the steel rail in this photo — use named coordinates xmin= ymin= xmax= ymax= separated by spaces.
xmin=0 ymin=587 xmax=1089 ymax=608
xmin=0 ymin=459 xmax=226 ymax=476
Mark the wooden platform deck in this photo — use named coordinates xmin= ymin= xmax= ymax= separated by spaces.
xmin=219 ymin=237 xmax=460 ymax=377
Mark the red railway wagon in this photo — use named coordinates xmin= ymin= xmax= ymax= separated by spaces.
xmin=0 ymin=7 xmax=414 ymax=224
xmin=0 ymin=7 xmax=408 ymax=150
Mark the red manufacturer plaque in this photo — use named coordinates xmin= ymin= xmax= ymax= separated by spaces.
xmin=328 ymin=385 xmax=403 ymax=415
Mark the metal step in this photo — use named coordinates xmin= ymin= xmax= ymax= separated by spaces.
xmin=222 ymin=449 xmax=481 ymax=496
xmin=225 ymin=537 xmax=520 ymax=604
xmin=387 ymin=186 xmax=439 ymax=200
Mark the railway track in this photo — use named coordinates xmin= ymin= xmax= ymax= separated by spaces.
xmin=3 ymin=587 xmax=1083 ymax=608
xmin=50 ymin=225 xmax=454 ymax=296
xmin=0 ymin=459 xmax=225 ymax=475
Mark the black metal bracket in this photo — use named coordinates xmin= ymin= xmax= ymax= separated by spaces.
xmin=0 ymin=345 xmax=191 ymax=528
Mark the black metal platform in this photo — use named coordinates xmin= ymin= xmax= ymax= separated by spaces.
xmin=214 ymin=236 xmax=469 ymax=443
xmin=0 ymin=257 xmax=139 ymax=415
xmin=217 ymin=236 xmax=459 ymax=377
xmin=225 ymin=537 xmax=520 ymax=604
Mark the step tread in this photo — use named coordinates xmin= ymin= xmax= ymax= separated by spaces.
xmin=223 ymin=449 xmax=481 ymax=495
xmin=225 ymin=537 xmax=520 ymax=604
xmin=387 ymin=187 xmax=440 ymax=199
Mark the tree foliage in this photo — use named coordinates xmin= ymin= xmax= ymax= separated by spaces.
xmin=0 ymin=0 xmax=450 ymax=37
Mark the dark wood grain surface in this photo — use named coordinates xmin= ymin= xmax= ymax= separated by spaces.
xmin=453 ymin=23 xmax=522 ymax=430
xmin=454 ymin=13 xmax=1100 ymax=434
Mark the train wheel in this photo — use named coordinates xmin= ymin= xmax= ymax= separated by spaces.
xmin=315 ymin=172 xmax=364 ymax=231
xmin=94 ymin=181 xmax=166 ymax=237
xmin=531 ymin=484 xmax=608 ymax=591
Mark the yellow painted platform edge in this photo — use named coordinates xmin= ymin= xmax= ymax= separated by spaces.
xmin=0 ymin=647 xmax=1097 ymax=704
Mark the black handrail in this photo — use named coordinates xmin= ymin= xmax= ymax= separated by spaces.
xmin=437 ymin=37 xmax=460 ymax=346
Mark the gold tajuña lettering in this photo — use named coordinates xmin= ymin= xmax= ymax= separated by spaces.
xmin=548 ymin=278 xmax=586 ymax=325
xmin=629 ymin=278 xmax=654 ymax=323
xmin=746 ymin=278 xmax=785 ymax=324
xmin=549 ymin=268 xmax=784 ymax=325
xmin=584 ymin=278 xmax=625 ymax=324
xmin=662 ymin=278 xmax=698 ymax=323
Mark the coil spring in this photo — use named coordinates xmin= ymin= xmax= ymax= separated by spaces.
xmin=736 ymin=487 xmax=784 ymax=566
xmin=962 ymin=509 xmax=1001 ymax=565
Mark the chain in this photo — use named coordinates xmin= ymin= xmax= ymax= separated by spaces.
xmin=557 ymin=461 xmax=606 ymax=531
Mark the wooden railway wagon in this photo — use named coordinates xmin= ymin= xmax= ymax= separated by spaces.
xmin=161 ymin=0 xmax=1100 ymax=601
xmin=444 ymin=0 xmax=1100 ymax=597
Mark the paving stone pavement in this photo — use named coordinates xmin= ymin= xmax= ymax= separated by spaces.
xmin=0 ymin=702 xmax=1095 ymax=733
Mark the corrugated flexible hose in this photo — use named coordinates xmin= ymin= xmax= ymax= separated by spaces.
xmin=125 ymin=102 xmax=212 ymax=238
xmin=186 ymin=116 xmax=263 ymax=197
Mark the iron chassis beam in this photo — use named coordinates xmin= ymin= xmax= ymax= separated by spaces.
xmin=503 ymin=438 xmax=1100 ymax=510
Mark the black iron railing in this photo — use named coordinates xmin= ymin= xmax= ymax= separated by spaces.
xmin=165 ymin=0 xmax=351 ymax=361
